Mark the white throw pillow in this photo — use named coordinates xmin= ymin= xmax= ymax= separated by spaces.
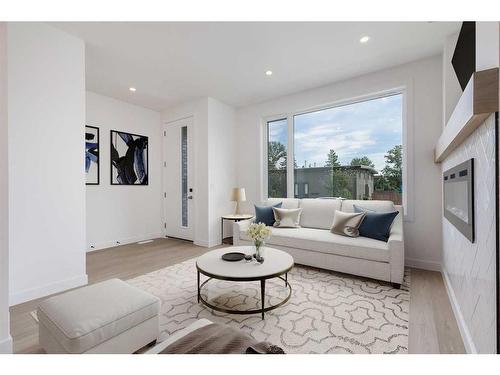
xmin=272 ymin=207 xmax=302 ymax=228
xmin=330 ymin=210 xmax=366 ymax=237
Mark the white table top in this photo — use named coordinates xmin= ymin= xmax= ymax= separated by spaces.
xmin=196 ymin=246 xmax=294 ymax=280
xmin=221 ymin=214 xmax=254 ymax=220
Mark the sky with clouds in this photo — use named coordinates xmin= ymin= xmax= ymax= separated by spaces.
xmin=268 ymin=94 xmax=402 ymax=173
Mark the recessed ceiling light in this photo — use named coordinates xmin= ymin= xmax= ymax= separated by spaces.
xmin=129 ymin=87 xmax=137 ymax=92
xmin=359 ymin=36 xmax=370 ymax=43
xmin=265 ymin=70 xmax=273 ymax=76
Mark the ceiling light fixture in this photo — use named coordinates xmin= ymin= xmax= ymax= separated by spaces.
xmin=359 ymin=36 xmax=370 ymax=43
xmin=129 ymin=87 xmax=137 ymax=92
xmin=265 ymin=70 xmax=273 ymax=76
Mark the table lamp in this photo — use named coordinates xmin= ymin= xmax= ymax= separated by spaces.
xmin=230 ymin=187 xmax=246 ymax=215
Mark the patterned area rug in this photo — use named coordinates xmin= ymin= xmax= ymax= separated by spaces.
xmin=128 ymin=259 xmax=410 ymax=354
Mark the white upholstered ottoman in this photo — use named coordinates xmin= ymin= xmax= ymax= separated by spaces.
xmin=37 ymin=278 xmax=161 ymax=354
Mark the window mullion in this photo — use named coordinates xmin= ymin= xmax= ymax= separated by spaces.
xmin=287 ymin=114 xmax=294 ymax=198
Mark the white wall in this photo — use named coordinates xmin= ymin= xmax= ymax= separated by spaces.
xmin=8 ymin=23 xmax=87 ymax=305
xmin=0 ymin=22 xmax=12 ymax=353
xmin=476 ymin=22 xmax=500 ymax=70
xmin=86 ymin=92 xmax=163 ymax=250
xmin=162 ymin=97 xmax=236 ymax=247
xmin=235 ymin=56 xmax=444 ymax=270
xmin=207 ymin=98 xmax=237 ymax=245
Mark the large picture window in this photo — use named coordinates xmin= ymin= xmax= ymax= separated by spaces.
xmin=266 ymin=93 xmax=403 ymax=205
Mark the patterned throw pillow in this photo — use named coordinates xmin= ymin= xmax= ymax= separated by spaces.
xmin=272 ymin=207 xmax=302 ymax=228
xmin=330 ymin=210 xmax=366 ymax=237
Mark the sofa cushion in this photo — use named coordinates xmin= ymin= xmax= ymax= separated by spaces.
xmin=255 ymin=202 xmax=282 ymax=226
xmin=299 ymin=198 xmax=342 ymax=229
xmin=239 ymin=227 xmax=389 ymax=262
xmin=273 ymin=207 xmax=302 ymax=228
xmin=354 ymin=205 xmax=399 ymax=242
xmin=330 ymin=210 xmax=365 ymax=237
xmin=37 ymin=278 xmax=160 ymax=353
xmin=265 ymin=198 xmax=300 ymax=209
xmin=341 ymin=199 xmax=395 ymax=213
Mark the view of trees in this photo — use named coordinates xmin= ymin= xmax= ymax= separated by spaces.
xmin=267 ymin=141 xmax=403 ymax=199
xmin=374 ymin=145 xmax=402 ymax=192
xmin=350 ymin=156 xmax=375 ymax=168
xmin=267 ymin=141 xmax=287 ymax=170
xmin=324 ymin=149 xmax=351 ymax=198
xmin=267 ymin=141 xmax=287 ymax=197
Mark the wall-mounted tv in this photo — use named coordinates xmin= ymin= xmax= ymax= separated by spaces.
xmin=452 ymin=21 xmax=476 ymax=91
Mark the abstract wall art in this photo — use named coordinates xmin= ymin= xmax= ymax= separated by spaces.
xmin=85 ymin=125 xmax=99 ymax=185
xmin=110 ymin=130 xmax=149 ymax=185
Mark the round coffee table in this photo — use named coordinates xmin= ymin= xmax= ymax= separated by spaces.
xmin=196 ymin=246 xmax=293 ymax=319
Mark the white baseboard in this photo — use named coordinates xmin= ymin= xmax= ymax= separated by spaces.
xmin=0 ymin=335 xmax=12 ymax=354
xmin=405 ymin=257 xmax=441 ymax=271
xmin=193 ymin=239 xmax=219 ymax=248
xmin=441 ymin=266 xmax=477 ymax=354
xmin=9 ymin=274 xmax=88 ymax=306
xmin=87 ymin=233 xmax=163 ymax=252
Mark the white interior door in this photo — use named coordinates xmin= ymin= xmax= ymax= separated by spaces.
xmin=163 ymin=117 xmax=194 ymax=241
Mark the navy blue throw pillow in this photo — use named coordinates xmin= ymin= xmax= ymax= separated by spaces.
xmin=254 ymin=202 xmax=282 ymax=226
xmin=353 ymin=205 xmax=398 ymax=242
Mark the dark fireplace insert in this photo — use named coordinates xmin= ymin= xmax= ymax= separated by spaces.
xmin=443 ymin=159 xmax=474 ymax=242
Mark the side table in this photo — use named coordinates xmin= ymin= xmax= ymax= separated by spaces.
xmin=221 ymin=214 xmax=254 ymax=245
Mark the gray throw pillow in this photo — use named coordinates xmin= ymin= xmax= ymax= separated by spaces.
xmin=272 ymin=207 xmax=302 ymax=228
xmin=330 ymin=210 xmax=366 ymax=237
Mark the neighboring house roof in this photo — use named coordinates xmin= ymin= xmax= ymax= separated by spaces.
xmin=296 ymin=165 xmax=378 ymax=175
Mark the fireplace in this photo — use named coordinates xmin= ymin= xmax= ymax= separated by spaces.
xmin=443 ymin=159 xmax=474 ymax=242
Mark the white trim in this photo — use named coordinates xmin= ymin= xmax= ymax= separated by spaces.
xmin=87 ymin=233 xmax=164 ymax=252
xmin=0 ymin=336 xmax=13 ymax=354
xmin=9 ymin=274 xmax=88 ymax=307
xmin=405 ymin=257 xmax=441 ymax=272
xmin=262 ymin=114 xmax=289 ymax=200
xmin=163 ymin=117 xmax=196 ymax=242
xmin=441 ymin=266 xmax=477 ymax=354
xmin=193 ymin=239 xmax=219 ymax=248
xmin=286 ymin=114 xmax=294 ymax=198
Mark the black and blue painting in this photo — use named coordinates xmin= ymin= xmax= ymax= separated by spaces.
xmin=110 ymin=130 xmax=148 ymax=185
xmin=85 ymin=126 xmax=99 ymax=185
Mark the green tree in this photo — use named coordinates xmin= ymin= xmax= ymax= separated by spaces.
xmin=375 ymin=145 xmax=402 ymax=192
xmin=267 ymin=141 xmax=287 ymax=170
xmin=382 ymin=145 xmax=402 ymax=191
xmin=322 ymin=149 xmax=352 ymax=198
xmin=323 ymin=168 xmax=352 ymax=198
xmin=325 ymin=149 xmax=341 ymax=167
xmin=350 ymin=156 xmax=375 ymax=168
xmin=267 ymin=141 xmax=287 ymax=197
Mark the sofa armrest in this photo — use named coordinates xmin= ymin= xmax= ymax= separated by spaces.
xmin=388 ymin=206 xmax=404 ymax=285
xmin=232 ymin=218 xmax=254 ymax=246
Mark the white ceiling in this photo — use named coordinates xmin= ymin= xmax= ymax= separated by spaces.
xmin=52 ymin=22 xmax=461 ymax=111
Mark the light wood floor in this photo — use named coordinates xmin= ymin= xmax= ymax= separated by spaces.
xmin=9 ymin=238 xmax=465 ymax=354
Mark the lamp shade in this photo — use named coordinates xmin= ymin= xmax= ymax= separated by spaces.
xmin=230 ymin=187 xmax=246 ymax=202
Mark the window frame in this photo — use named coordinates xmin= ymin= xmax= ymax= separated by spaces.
xmin=262 ymin=86 xmax=413 ymax=221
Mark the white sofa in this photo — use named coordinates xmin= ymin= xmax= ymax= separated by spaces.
xmin=233 ymin=198 xmax=404 ymax=287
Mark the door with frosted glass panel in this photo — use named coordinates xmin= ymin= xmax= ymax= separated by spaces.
xmin=163 ymin=118 xmax=194 ymax=241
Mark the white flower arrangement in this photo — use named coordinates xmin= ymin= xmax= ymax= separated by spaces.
xmin=247 ymin=222 xmax=272 ymax=244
